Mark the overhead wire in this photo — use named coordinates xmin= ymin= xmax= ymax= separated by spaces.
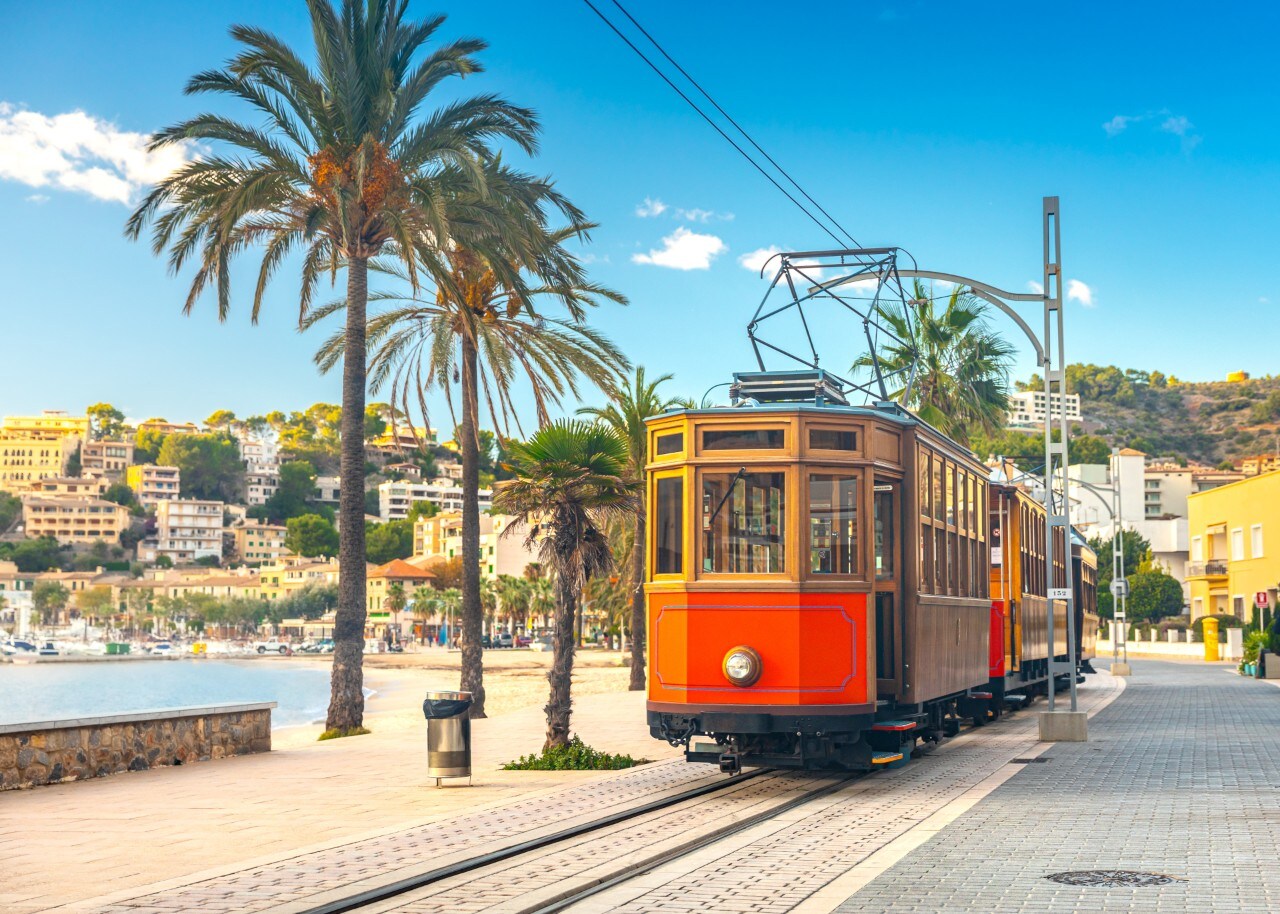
xmin=580 ymin=0 xmax=850 ymax=249
xmin=604 ymin=0 xmax=861 ymax=250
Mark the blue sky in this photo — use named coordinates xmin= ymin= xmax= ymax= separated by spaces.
xmin=2 ymin=0 xmax=1277 ymax=426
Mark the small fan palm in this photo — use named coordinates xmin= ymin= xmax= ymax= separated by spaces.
xmin=855 ymin=281 xmax=1014 ymax=446
xmin=492 ymin=420 xmax=640 ymax=749
xmin=125 ymin=0 xmax=541 ymax=732
xmin=578 ymin=367 xmax=687 ymax=689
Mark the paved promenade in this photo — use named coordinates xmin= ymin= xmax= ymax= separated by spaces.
xmin=5 ymin=659 xmax=1278 ymax=914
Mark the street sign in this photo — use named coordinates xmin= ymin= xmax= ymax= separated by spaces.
xmin=1256 ymin=591 xmax=1270 ymax=609
xmin=1048 ymin=587 xmax=1072 ymax=600
xmin=1110 ymin=579 xmax=1129 ymax=598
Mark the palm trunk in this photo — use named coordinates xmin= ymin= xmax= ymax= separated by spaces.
xmin=545 ymin=571 xmax=577 ymax=750
xmin=325 ymin=255 xmax=369 ymax=732
xmin=458 ymin=332 xmax=486 ymax=718
xmin=628 ymin=511 xmax=646 ymax=690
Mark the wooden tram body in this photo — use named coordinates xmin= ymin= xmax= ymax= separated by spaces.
xmin=1072 ymin=534 xmax=1101 ymax=670
xmin=644 ymin=373 xmax=998 ymax=771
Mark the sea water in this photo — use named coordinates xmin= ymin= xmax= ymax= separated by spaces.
xmin=0 ymin=660 xmax=344 ymax=728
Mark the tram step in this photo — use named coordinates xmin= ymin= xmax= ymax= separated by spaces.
xmin=969 ymin=691 xmax=993 ymax=700
xmin=1004 ymin=692 xmax=1029 ymax=707
xmin=871 ymin=751 xmax=904 ymax=766
xmin=871 ymin=720 xmax=917 ymax=732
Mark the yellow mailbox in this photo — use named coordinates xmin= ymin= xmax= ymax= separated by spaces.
xmin=1203 ymin=618 xmax=1219 ymax=662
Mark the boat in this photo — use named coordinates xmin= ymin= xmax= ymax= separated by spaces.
xmin=38 ymin=641 xmax=60 ymax=656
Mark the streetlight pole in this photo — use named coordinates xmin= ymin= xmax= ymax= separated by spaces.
xmin=1111 ymin=449 xmax=1128 ymax=668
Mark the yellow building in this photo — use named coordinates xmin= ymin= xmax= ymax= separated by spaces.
xmin=82 ymin=440 xmax=134 ymax=478
xmin=259 ymin=557 xmax=343 ymax=601
xmin=1 ymin=411 xmax=90 ymax=440
xmin=22 ymin=496 xmax=131 ymax=545
xmin=22 ymin=476 xmax=108 ymax=498
xmin=232 ymin=521 xmax=289 ymax=566
xmin=137 ymin=419 xmax=201 ymax=438
xmin=126 ymin=464 xmax=181 ymax=508
xmin=0 ymin=437 xmax=77 ymax=493
xmin=1187 ymin=471 xmax=1280 ymax=622
xmin=412 ymin=511 xmax=539 ymax=580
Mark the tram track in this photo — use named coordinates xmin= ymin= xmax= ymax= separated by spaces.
xmin=295 ymin=768 xmax=849 ymax=914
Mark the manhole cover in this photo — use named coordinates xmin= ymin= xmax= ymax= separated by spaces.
xmin=1046 ymin=871 xmax=1183 ymax=887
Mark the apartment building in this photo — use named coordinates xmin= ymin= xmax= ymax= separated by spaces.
xmin=0 ymin=437 xmax=77 ymax=493
xmin=315 ymin=475 xmax=341 ymax=504
xmin=412 ymin=512 xmax=539 ymax=579
xmin=238 ymin=431 xmax=281 ymax=506
xmin=245 ymin=472 xmax=279 ymax=506
xmin=126 ymin=464 xmax=181 ymax=508
xmin=366 ymin=558 xmax=435 ymax=618
xmin=155 ymin=498 xmax=225 ymax=563
xmin=1005 ymin=390 xmax=1082 ymax=430
xmin=1239 ymin=454 xmax=1280 ymax=477
xmin=231 ymin=520 xmax=288 ymax=565
xmin=259 ymin=557 xmax=342 ymax=600
xmin=379 ymin=479 xmax=490 ymax=520
xmin=0 ymin=411 xmax=90 ymax=440
xmin=22 ymin=476 xmax=108 ymax=498
xmin=81 ymin=440 xmax=134 ymax=479
xmin=1142 ymin=463 xmax=1194 ymax=519
xmin=137 ymin=419 xmax=200 ymax=438
xmin=22 ymin=496 xmax=130 ymax=545
xmin=1187 ymin=471 xmax=1280 ymax=623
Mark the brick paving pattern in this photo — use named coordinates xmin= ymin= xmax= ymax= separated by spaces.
xmin=96 ymin=758 xmax=714 ymax=913
xmin=833 ymin=661 xmax=1280 ymax=914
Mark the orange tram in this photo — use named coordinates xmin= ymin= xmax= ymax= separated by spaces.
xmin=644 ymin=371 xmax=1100 ymax=773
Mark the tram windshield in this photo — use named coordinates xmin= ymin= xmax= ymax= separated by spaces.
xmin=702 ymin=471 xmax=786 ymax=573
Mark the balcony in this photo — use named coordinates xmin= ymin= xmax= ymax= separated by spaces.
xmin=1187 ymin=561 xmax=1228 ymax=579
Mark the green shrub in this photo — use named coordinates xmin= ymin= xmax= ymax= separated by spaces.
xmin=318 ymin=726 xmax=371 ymax=741
xmin=1242 ymin=631 xmax=1270 ymax=668
xmin=1191 ymin=614 xmax=1243 ymax=641
xmin=503 ymin=735 xmax=648 ymax=771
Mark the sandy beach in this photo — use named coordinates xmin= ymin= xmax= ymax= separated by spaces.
xmin=272 ymin=646 xmax=637 ymax=749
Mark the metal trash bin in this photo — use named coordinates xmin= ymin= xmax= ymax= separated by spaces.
xmin=423 ymin=690 xmax=472 ymax=786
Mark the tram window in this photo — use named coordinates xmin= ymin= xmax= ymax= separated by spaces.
xmin=809 ymin=473 xmax=859 ymax=575
xmin=702 ymin=429 xmax=785 ymax=451
xmin=874 ymin=486 xmax=895 ymax=580
xmin=655 ymin=432 xmax=683 ymax=457
xmin=809 ymin=429 xmax=858 ymax=451
xmin=655 ymin=476 xmax=683 ymax=575
xmin=931 ymin=458 xmax=944 ymax=522
xmin=945 ymin=464 xmax=956 ymax=526
xmin=918 ymin=450 xmax=930 ymax=518
xmin=702 ymin=471 xmax=786 ymax=574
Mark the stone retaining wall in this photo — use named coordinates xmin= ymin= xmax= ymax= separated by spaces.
xmin=0 ymin=702 xmax=276 ymax=790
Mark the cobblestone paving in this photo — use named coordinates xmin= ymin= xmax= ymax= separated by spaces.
xmin=374 ymin=771 xmax=833 ymax=913
xmin=833 ymin=662 xmax=1280 ymax=914
xmin=584 ymin=676 xmax=1120 ymax=914
xmin=96 ymin=759 xmax=715 ymax=913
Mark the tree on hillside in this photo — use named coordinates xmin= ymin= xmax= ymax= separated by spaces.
xmin=286 ymin=514 xmax=339 ymax=558
xmin=366 ymin=518 xmax=414 ymax=564
xmin=76 ymin=586 xmax=115 ymax=628
xmin=855 ymin=282 xmax=1014 ymax=446
xmin=87 ymin=403 xmax=126 ymax=441
xmin=578 ymin=366 xmax=687 ymax=689
xmin=104 ymin=483 xmax=136 ymax=508
xmin=493 ymin=420 xmax=640 ymax=749
xmin=254 ymin=460 xmax=319 ymax=522
xmin=133 ymin=422 xmax=170 ymax=464
xmin=158 ymin=433 xmax=243 ymax=502
xmin=0 ymin=536 xmax=64 ymax=572
xmin=205 ymin=410 xmax=238 ymax=432
xmin=0 ymin=493 xmax=21 ymax=533
xmin=126 ymin=1 xmax=546 ymax=733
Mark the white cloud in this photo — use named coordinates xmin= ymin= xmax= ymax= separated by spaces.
xmin=1160 ymin=115 xmax=1192 ymax=137
xmin=1027 ymin=280 xmax=1044 ymax=294
xmin=739 ymin=245 xmax=783 ymax=274
xmin=676 ymin=207 xmax=713 ymax=223
xmin=0 ymin=102 xmax=196 ymax=205
xmin=25 ymin=193 xmax=48 ymax=204
xmin=1066 ymin=279 xmax=1094 ymax=308
xmin=634 ymin=196 xmax=667 ymax=218
xmin=1102 ymin=115 xmax=1133 ymax=137
xmin=632 ymin=227 xmax=726 ymax=270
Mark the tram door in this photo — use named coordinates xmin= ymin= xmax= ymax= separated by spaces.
xmin=874 ymin=479 xmax=900 ymax=698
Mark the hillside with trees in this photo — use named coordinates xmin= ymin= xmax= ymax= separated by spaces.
xmin=978 ymin=364 xmax=1280 ymax=466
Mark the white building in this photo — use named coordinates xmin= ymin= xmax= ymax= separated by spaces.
xmin=237 ymin=430 xmax=281 ymax=507
xmin=155 ymin=498 xmax=225 ymax=563
xmin=1006 ymin=390 xmax=1082 ymax=430
xmin=413 ymin=512 xmax=539 ymax=579
xmin=315 ymin=475 xmax=341 ymax=505
xmin=378 ymin=479 xmax=490 ymax=521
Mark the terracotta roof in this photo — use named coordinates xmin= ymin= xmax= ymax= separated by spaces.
xmin=1117 ymin=447 xmax=1147 ymax=457
xmin=370 ymin=558 xmax=436 ymax=580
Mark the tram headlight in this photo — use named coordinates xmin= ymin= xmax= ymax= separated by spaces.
xmin=722 ymin=646 xmax=763 ymax=687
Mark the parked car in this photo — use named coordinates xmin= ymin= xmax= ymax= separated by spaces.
xmin=255 ymin=640 xmax=290 ymax=654
xmin=494 ymin=632 xmax=514 ymax=649
xmin=481 ymin=634 xmax=493 ymax=649
xmin=514 ymin=634 xmax=532 ymax=648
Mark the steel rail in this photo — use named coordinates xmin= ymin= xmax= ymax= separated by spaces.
xmin=296 ymin=767 xmax=774 ymax=914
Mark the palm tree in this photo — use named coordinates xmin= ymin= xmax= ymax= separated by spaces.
xmin=492 ymin=420 xmax=640 ymax=749
xmin=495 ymin=574 xmax=529 ymax=634
xmin=855 ymin=281 xmax=1015 ymax=446
xmin=312 ymin=244 xmax=626 ymax=718
xmin=383 ymin=582 xmax=407 ymax=643
xmin=125 ymin=1 xmax=540 ymax=732
xmin=411 ymin=584 xmax=435 ymax=644
xmin=578 ymin=367 xmax=686 ymax=689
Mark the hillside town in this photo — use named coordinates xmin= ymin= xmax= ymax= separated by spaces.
xmin=0 ymin=407 xmax=557 ymax=647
